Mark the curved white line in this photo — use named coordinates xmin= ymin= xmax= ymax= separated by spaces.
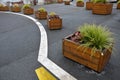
xmin=0 ymin=11 xmax=77 ymax=80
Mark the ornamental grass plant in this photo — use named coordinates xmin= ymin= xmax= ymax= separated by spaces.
xmin=22 ymin=4 xmax=30 ymax=9
xmin=92 ymin=0 xmax=107 ymax=3
xmin=38 ymin=7 xmax=46 ymax=12
xmin=76 ymin=0 xmax=83 ymax=2
xmin=78 ymin=24 xmax=114 ymax=55
xmin=77 ymin=0 xmax=84 ymax=2
xmin=117 ymin=0 xmax=120 ymax=4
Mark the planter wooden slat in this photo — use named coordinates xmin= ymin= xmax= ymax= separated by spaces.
xmin=64 ymin=45 xmax=100 ymax=65
xmin=63 ymin=34 xmax=112 ymax=72
xmin=117 ymin=3 xmax=120 ymax=9
xmin=11 ymin=7 xmax=21 ymax=12
xmin=23 ymin=8 xmax=34 ymax=15
xmin=58 ymin=0 xmax=63 ymax=3
xmin=86 ymin=2 xmax=93 ymax=10
xmin=0 ymin=6 xmax=9 ymax=11
xmin=63 ymin=51 xmax=98 ymax=70
xmin=92 ymin=3 xmax=113 ymax=15
xmin=35 ymin=11 xmax=47 ymax=20
xmin=76 ymin=2 xmax=84 ymax=7
xmin=63 ymin=39 xmax=101 ymax=58
xmin=64 ymin=1 xmax=70 ymax=5
xmin=47 ymin=16 xmax=62 ymax=29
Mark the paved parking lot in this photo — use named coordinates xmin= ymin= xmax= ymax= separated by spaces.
xmin=0 ymin=1 xmax=120 ymax=80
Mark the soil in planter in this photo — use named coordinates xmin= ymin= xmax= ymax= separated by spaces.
xmin=68 ymin=31 xmax=83 ymax=43
xmin=48 ymin=15 xmax=60 ymax=19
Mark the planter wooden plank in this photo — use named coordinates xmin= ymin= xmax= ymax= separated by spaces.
xmin=86 ymin=2 xmax=93 ymax=10
xmin=64 ymin=1 xmax=70 ymax=5
xmin=0 ymin=6 xmax=9 ymax=11
xmin=92 ymin=3 xmax=113 ymax=15
xmin=117 ymin=4 xmax=120 ymax=9
xmin=76 ymin=2 xmax=84 ymax=7
xmin=23 ymin=8 xmax=34 ymax=15
xmin=35 ymin=11 xmax=47 ymax=20
xmin=57 ymin=0 xmax=63 ymax=3
xmin=11 ymin=7 xmax=21 ymax=12
xmin=47 ymin=16 xmax=62 ymax=29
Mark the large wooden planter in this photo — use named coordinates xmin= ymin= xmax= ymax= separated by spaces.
xmin=23 ymin=8 xmax=34 ymax=15
xmin=117 ymin=3 xmax=120 ymax=9
xmin=11 ymin=6 xmax=21 ymax=12
xmin=64 ymin=1 xmax=70 ymax=5
xmin=47 ymin=15 xmax=62 ymax=29
xmin=86 ymin=2 xmax=93 ymax=10
xmin=0 ymin=6 xmax=9 ymax=11
xmin=63 ymin=34 xmax=112 ymax=72
xmin=76 ymin=2 xmax=84 ymax=7
xmin=92 ymin=3 xmax=113 ymax=15
xmin=57 ymin=0 xmax=63 ymax=3
xmin=35 ymin=11 xmax=47 ymax=20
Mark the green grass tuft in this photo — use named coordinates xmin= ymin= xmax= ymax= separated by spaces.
xmin=78 ymin=23 xmax=114 ymax=53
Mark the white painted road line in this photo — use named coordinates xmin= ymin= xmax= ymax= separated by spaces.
xmin=0 ymin=11 xmax=77 ymax=80
xmin=39 ymin=57 xmax=77 ymax=80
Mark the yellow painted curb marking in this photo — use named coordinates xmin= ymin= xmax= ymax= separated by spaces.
xmin=35 ymin=67 xmax=57 ymax=80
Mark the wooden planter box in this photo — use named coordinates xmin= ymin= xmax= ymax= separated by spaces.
xmin=23 ymin=8 xmax=34 ymax=15
xmin=117 ymin=3 xmax=120 ymax=9
xmin=47 ymin=16 xmax=62 ymax=29
xmin=92 ymin=3 xmax=113 ymax=15
xmin=0 ymin=6 xmax=9 ymax=11
xmin=76 ymin=2 xmax=84 ymax=7
xmin=11 ymin=6 xmax=21 ymax=12
xmin=63 ymin=34 xmax=112 ymax=72
xmin=57 ymin=0 xmax=63 ymax=3
xmin=86 ymin=2 xmax=93 ymax=10
xmin=64 ymin=1 xmax=70 ymax=5
xmin=35 ymin=11 xmax=47 ymax=20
